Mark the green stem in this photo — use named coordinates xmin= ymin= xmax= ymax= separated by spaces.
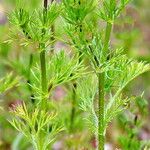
xmin=39 ymin=0 xmax=48 ymax=109
xmin=98 ymin=72 xmax=105 ymax=150
xmin=70 ymin=83 xmax=76 ymax=131
xmin=103 ymin=23 xmax=112 ymax=59
xmin=27 ymin=53 xmax=35 ymax=103
xmin=98 ymin=22 xmax=112 ymax=150
xmin=70 ymin=0 xmax=82 ymax=132
xmin=51 ymin=0 xmax=55 ymax=53
xmin=40 ymin=44 xmax=47 ymax=109
xmin=51 ymin=24 xmax=55 ymax=52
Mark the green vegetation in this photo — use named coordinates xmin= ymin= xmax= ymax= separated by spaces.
xmin=0 ymin=0 xmax=150 ymax=149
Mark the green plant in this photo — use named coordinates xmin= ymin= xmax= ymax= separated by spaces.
xmin=63 ymin=0 xmax=150 ymax=149
xmin=10 ymin=102 xmax=63 ymax=150
xmin=7 ymin=0 xmax=64 ymax=149
xmin=7 ymin=0 xmax=86 ymax=149
xmin=4 ymin=0 xmax=150 ymax=150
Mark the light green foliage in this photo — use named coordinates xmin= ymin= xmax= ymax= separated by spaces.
xmin=78 ymin=49 xmax=150 ymax=133
xmin=99 ymin=0 xmax=132 ymax=22
xmin=62 ymin=0 xmax=98 ymax=53
xmin=6 ymin=1 xmax=64 ymax=149
xmin=63 ymin=0 xmax=150 ymax=146
xmin=8 ymin=2 xmax=62 ymax=46
xmin=8 ymin=54 xmax=31 ymax=79
xmin=63 ymin=0 xmax=97 ymax=25
xmin=77 ymin=75 xmax=97 ymax=112
xmin=82 ymin=33 xmax=104 ymax=67
xmin=103 ymin=50 xmax=150 ymax=93
xmin=104 ymin=56 xmax=150 ymax=129
xmin=10 ymin=103 xmax=62 ymax=150
xmin=0 ymin=73 xmax=19 ymax=94
xmin=29 ymin=50 xmax=87 ymax=102
xmin=47 ymin=51 xmax=87 ymax=89
xmin=76 ymin=50 xmax=150 ymax=134
xmin=77 ymin=75 xmax=98 ymax=134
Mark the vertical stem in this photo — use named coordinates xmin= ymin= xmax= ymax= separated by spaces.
xmin=51 ymin=23 xmax=55 ymax=52
xmin=40 ymin=0 xmax=48 ymax=109
xmin=98 ymin=22 xmax=112 ymax=150
xmin=27 ymin=53 xmax=35 ymax=103
xmin=98 ymin=73 xmax=105 ymax=150
xmin=40 ymin=44 xmax=47 ymax=109
xmin=70 ymin=0 xmax=82 ymax=132
xmin=70 ymin=83 xmax=76 ymax=131
xmin=51 ymin=0 xmax=55 ymax=53
xmin=103 ymin=23 xmax=112 ymax=58
xmin=44 ymin=0 xmax=48 ymax=9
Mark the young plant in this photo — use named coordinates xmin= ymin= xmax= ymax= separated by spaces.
xmin=10 ymin=103 xmax=59 ymax=150
xmin=7 ymin=0 xmax=64 ymax=149
xmin=63 ymin=0 xmax=150 ymax=149
xmin=7 ymin=0 xmax=87 ymax=149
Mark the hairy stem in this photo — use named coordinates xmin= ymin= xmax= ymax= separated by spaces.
xmin=98 ymin=72 xmax=105 ymax=150
xmin=98 ymin=22 xmax=112 ymax=150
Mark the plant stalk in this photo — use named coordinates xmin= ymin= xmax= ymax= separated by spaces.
xmin=70 ymin=82 xmax=76 ymax=131
xmin=27 ymin=53 xmax=35 ymax=103
xmin=69 ymin=0 xmax=82 ymax=132
xmin=103 ymin=23 xmax=112 ymax=58
xmin=39 ymin=0 xmax=48 ymax=109
xmin=98 ymin=22 xmax=112 ymax=150
xmin=40 ymin=44 xmax=47 ymax=109
xmin=44 ymin=0 xmax=48 ymax=9
xmin=51 ymin=0 xmax=55 ymax=53
xmin=98 ymin=72 xmax=105 ymax=150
